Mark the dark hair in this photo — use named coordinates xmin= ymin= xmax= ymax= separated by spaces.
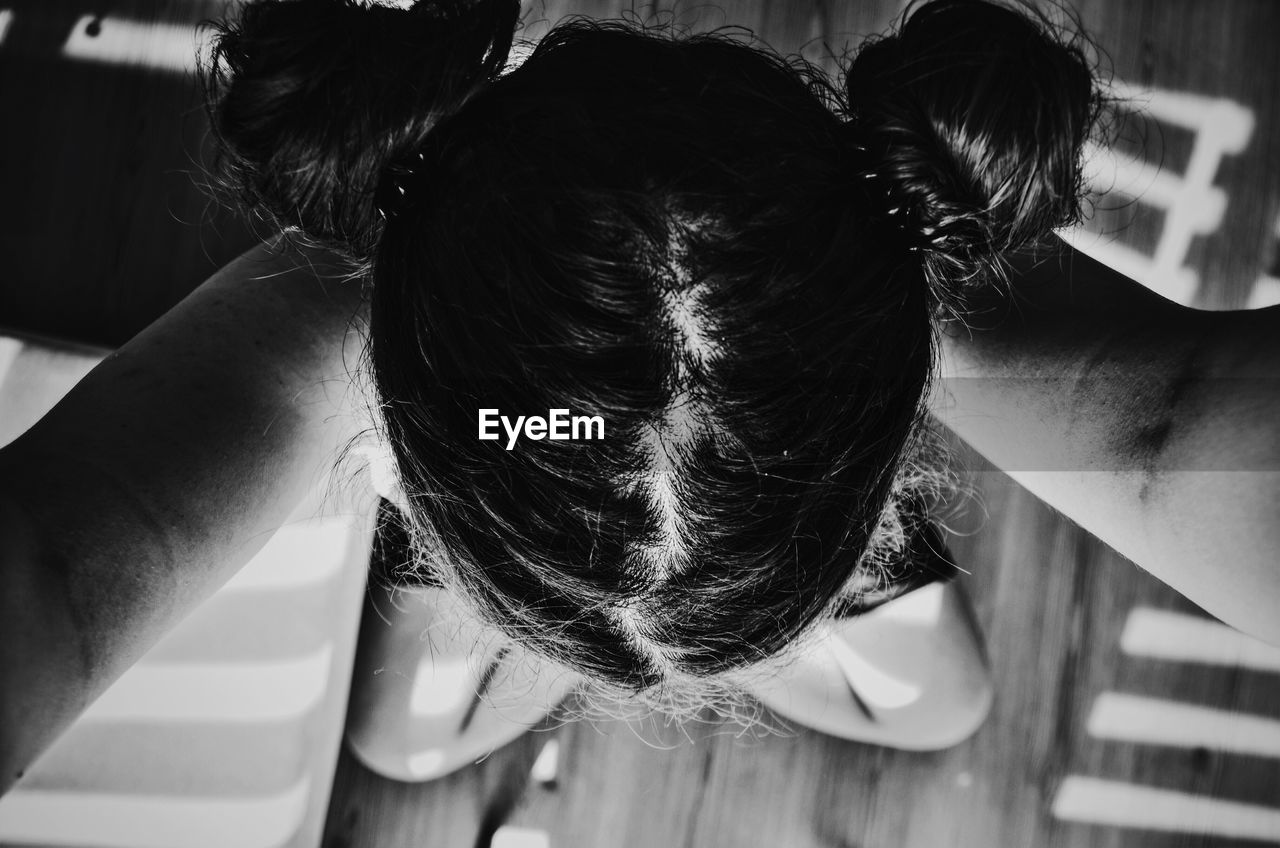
xmin=847 ymin=0 xmax=1100 ymax=293
xmin=203 ymin=0 xmax=519 ymax=256
xmin=204 ymin=0 xmax=1098 ymax=696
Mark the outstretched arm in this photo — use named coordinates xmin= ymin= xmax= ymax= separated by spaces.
xmin=932 ymin=238 xmax=1280 ymax=645
xmin=0 ymin=238 xmax=368 ymax=794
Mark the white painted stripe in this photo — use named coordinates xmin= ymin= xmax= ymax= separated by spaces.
xmin=0 ymin=777 xmax=310 ymax=848
xmin=0 ymin=336 xmax=21 ymax=392
xmin=1088 ymin=692 xmax=1280 ymax=758
xmin=1121 ymin=607 xmax=1280 ymax=672
xmin=1053 ymin=776 xmax=1280 ymax=842
xmin=81 ymin=645 xmax=333 ymax=723
xmin=62 ymin=15 xmax=210 ymax=73
xmin=0 ymin=9 xmax=14 ymax=47
xmin=823 ymin=625 xmax=922 ymax=709
xmin=221 ymin=517 xmax=354 ymax=592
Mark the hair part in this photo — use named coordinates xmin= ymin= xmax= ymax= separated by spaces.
xmin=203 ymin=0 xmax=1099 ymax=707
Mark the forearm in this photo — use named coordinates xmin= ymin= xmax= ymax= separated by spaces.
xmin=0 ymin=238 xmax=369 ymax=792
xmin=932 ymin=240 xmax=1280 ymax=644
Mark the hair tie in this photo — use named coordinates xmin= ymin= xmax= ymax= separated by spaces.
xmin=848 ymin=141 xmax=923 ymax=253
xmin=375 ymin=150 xmax=430 ymax=221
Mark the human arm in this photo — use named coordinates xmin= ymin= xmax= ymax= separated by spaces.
xmin=0 ymin=238 xmax=368 ymax=794
xmin=931 ymin=238 xmax=1280 ymax=645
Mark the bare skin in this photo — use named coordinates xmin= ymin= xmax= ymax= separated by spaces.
xmin=931 ymin=237 xmax=1280 ymax=646
xmin=0 ymin=238 xmax=367 ymax=795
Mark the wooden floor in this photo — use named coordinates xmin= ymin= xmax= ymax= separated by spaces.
xmin=2 ymin=1 xmax=1278 ymax=846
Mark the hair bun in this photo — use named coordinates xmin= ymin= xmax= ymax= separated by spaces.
xmin=203 ymin=0 xmax=519 ymax=255
xmin=846 ymin=0 xmax=1099 ymax=283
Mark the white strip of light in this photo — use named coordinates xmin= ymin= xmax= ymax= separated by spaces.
xmin=1251 ymin=212 xmax=1280 ymax=308
xmin=492 ymin=826 xmax=552 ymax=848
xmin=1053 ymin=776 xmax=1280 ymax=842
xmin=1110 ymin=80 xmax=1255 ymax=153
xmin=531 ymin=738 xmax=560 ymax=784
xmin=1250 ymin=276 xmax=1280 ymax=309
xmin=0 ymin=337 xmax=21 ymax=395
xmin=1121 ymin=607 xmax=1280 ymax=672
xmin=62 ymin=14 xmax=210 ymax=74
xmin=222 ymin=517 xmax=355 ymax=592
xmin=80 ymin=645 xmax=333 ymax=722
xmin=0 ymin=777 xmax=310 ymax=848
xmin=1088 ymin=692 xmax=1280 ymax=758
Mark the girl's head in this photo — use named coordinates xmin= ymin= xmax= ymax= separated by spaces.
xmin=205 ymin=0 xmax=1098 ymax=696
